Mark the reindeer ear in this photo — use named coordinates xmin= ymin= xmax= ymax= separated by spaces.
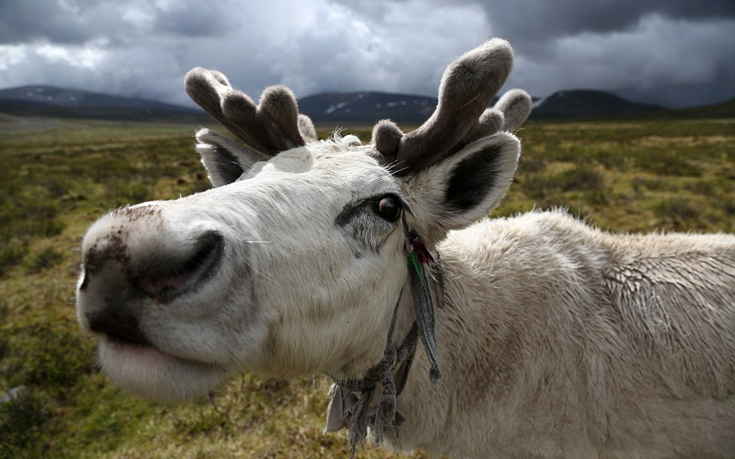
xmin=195 ymin=128 xmax=265 ymax=187
xmin=405 ymin=132 xmax=520 ymax=238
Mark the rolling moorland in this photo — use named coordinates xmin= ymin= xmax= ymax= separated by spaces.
xmin=1 ymin=108 xmax=734 ymax=458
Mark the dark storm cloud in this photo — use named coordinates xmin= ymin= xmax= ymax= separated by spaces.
xmin=478 ymin=0 xmax=735 ymax=44
xmin=333 ymin=0 xmax=735 ymax=107
xmin=0 ymin=0 xmax=732 ymax=109
xmin=483 ymin=1 xmax=735 ymax=108
xmin=333 ymin=0 xmax=735 ymax=41
xmin=153 ymin=2 xmax=238 ymax=38
xmin=0 ymin=0 xmax=235 ymax=45
xmin=0 ymin=0 xmax=94 ymax=44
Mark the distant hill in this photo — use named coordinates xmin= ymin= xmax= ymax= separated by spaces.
xmin=1 ymin=85 xmax=732 ymax=125
xmin=638 ymin=98 xmax=735 ymax=120
xmin=0 ymin=85 xmax=210 ymax=123
xmin=298 ymin=91 xmax=436 ymax=124
xmin=529 ymin=90 xmax=661 ymax=119
xmin=299 ymin=89 xmax=669 ymax=124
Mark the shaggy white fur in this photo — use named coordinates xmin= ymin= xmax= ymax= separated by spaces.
xmin=75 ymin=39 xmax=735 ymax=458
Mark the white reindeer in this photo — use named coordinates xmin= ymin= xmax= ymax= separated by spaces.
xmin=76 ymin=39 xmax=735 ymax=458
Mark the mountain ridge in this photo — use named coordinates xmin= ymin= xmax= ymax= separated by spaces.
xmin=0 ymin=85 xmax=210 ymax=123
xmin=1 ymin=85 xmax=732 ymax=124
xmin=531 ymin=90 xmax=662 ymax=118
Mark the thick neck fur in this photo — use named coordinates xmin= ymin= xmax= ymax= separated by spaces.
xmin=388 ymin=209 xmax=735 ymax=458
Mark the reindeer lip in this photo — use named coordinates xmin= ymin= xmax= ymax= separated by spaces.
xmin=101 ymin=333 xmax=223 ymax=372
xmin=98 ymin=334 xmax=230 ymax=402
xmin=100 ymin=334 xmax=167 ymax=363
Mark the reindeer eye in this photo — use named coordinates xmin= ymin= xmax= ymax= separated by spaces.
xmin=374 ymin=195 xmax=403 ymax=222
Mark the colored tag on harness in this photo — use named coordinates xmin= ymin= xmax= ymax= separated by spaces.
xmin=406 ymin=234 xmax=442 ymax=383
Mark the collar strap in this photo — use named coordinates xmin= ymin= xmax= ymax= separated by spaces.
xmin=324 ymin=230 xmax=443 ymax=456
xmin=324 ymin=287 xmax=414 ymax=444
xmin=324 ymin=321 xmax=419 ymax=454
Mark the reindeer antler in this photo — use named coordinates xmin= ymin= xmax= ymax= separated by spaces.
xmin=372 ymin=39 xmax=532 ymax=176
xmin=185 ymin=68 xmax=316 ymax=155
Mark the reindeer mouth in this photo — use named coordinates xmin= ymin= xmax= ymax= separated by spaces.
xmin=98 ymin=332 xmax=229 ymax=402
xmin=88 ymin=310 xmax=152 ymax=348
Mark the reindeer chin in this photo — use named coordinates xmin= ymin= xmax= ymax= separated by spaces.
xmin=98 ymin=336 xmax=229 ymax=402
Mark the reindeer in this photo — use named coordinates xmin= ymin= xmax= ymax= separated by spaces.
xmin=76 ymin=39 xmax=735 ymax=458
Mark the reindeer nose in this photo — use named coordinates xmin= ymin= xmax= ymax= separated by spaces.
xmin=78 ymin=227 xmax=225 ymax=340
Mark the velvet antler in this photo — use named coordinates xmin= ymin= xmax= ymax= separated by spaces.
xmin=185 ymin=68 xmax=316 ymax=156
xmin=372 ymin=39 xmax=532 ymax=176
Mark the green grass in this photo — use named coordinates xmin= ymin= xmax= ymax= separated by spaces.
xmin=1 ymin=114 xmax=733 ymax=458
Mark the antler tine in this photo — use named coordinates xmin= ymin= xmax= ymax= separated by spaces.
xmin=459 ymin=107 xmax=506 ymax=147
xmin=185 ymin=68 xmax=306 ymax=155
xmin=373 ymin=38 xmax=514 ymax=176
xmin=221 ymin=84 xmax=305 ymax=153
xmin=459 ymin=88 xmax=533 ymax=147
xmin=494 ymin=88 xmax=533 ymax=132
xmin=298 ymin=114 xmax=318 ymax=143
xmin=185 ymin=68 xmax=258 ymax=148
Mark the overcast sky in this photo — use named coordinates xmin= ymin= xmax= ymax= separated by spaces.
xmin=0 ymin=0 xmax=733 ymax=108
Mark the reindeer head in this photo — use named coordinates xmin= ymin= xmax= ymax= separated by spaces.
xmin=75 ymin=39 xmax=531 ymax=402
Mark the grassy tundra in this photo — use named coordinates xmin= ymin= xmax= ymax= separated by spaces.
xmin=1 ymin=114 xmax=734 ymax=458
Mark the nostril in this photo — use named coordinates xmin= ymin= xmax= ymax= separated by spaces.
xmin=133 ymin=231 xmax=224 ymax=303
xmin=78 ymin=270 xmax=90 ymax=291
xmin=86 ymin=310 xmax=150 ymax=346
